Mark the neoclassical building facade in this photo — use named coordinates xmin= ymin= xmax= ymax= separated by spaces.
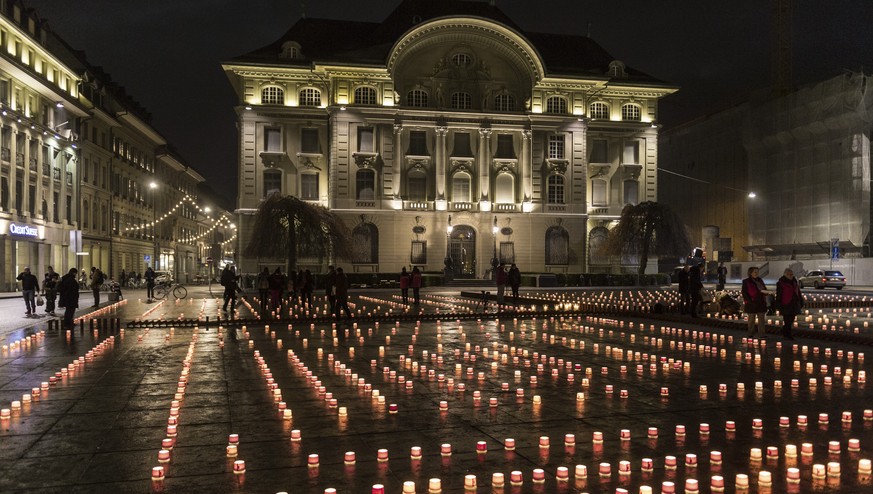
xmin=224 ymin=0 xmax=675 ymax=276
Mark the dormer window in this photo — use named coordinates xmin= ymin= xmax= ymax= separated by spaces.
xmin=608 ymin=60 xmax=627 ymax=78
xmin=451 ymin=53 xmax=472 ymax=67
xmin=279 ymin=41 xmax=303 ymax=59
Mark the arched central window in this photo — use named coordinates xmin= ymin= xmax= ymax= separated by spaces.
xmin=352 ymin=223 xmax=379 ymax=264
xmin=452 ymin=53 xmax=472 ymax=67
xmin=261 ymin=86 xmax=284 ymax=105
xmin=545 ymin=96 xmax=568 ymax=114
xmin=354 ymin=86 xmax=377 ymax=105
xmin=621 ymin=103 xmax=641 ymax=121
xmin=299 ymin=88 xmax=321 ymax=107
xmin=407 ymin=89 xmax=428 ymax=108
xmin=451 ymin=172 xmax=471 ymax=203
xmin=495 ymin=173 xmax=514 ymax=204
xmin=494 ymin=93 xmax=515 ymax=112
xmin=547 ymin=175 xmax=565 ymax=204
xmin=356 ymin=169 xmax=375 ymax=200
xmin=451 ymin=92 xmax=472 ymax=110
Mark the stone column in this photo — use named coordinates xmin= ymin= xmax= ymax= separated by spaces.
xmin=478 ymin=128 xmax=492 ymax=204
xmin=522 ymin=129 xmax=532 ymax=203
xmin=392 ymin=123 xmax=403 ymax=199
xmin=435 ymin=125 xmax=448 ymax=201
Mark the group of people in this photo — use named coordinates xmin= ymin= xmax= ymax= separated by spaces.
xmin=398 ymin=267 xmax=423 ymax=305
xmin=494 ymin=262 xmax=522 ymax=307
xmin=742 ymin=266 xmax=804 ymax=340
xmin=16 ymin=266 xmax=81 ymax=332
xmin=675 ymin=264 xmax=705 ymax=317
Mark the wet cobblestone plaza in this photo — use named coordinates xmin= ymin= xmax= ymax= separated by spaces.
xmin=1 ymin=288 xmax=871 ymax=493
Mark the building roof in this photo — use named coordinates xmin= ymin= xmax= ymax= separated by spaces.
xmin=229 ymin=0 xmax=662 ymax=83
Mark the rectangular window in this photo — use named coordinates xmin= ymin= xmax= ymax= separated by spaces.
xmin=14 ymin=179 xmax=22 ymax=211
xmin=499 ymin=242 xmax=515 ymax=264
xmin=66 ymin=195 xmax=72 ymax=224
xmin=301 ymin=173 xmax=318 ymax=200
xmin=0 ymin=79 xmax=7 ymax=104
xmin=624 ymin=180 xmax=639 ymax=205
xmin=83 ymin=158 xmax=89 ymax=182
xmin=452 ymin=175 xmax=471 ymax=202
xmin=592 ymin=179 xmax=607 ymax=206
xmin=264 ymin=127 xmax=281 ymax=152
xmin=408 ymin=130 xmax=428 ymax=156
xmin=301 ymin=128 xmax=319 ymax=154
xmin=410 ymin=241 xmax=427 ymax=264
xmin=548 ymin=135 xmax=565 ymax=159
xmin=28 ymin=184 xmax=35 ymax=215
xmin=623 ymin=140 xmax=640 ymax=164
xmin=263 ymin=170 xmax=281 ymax=197
xmin=357 ymin=127 xmax=374 ymax=153
xmin=52 ymin=191 xmax=59 ymax=222
xmin=590 ymin=139 xmax=609 ymax=163
xmin=495 ymin=134 xmax=515 ymax=159
xmin=451 ymin=132 xmax=473 ymax=157
xmin=408 ymin=174 xmax=427 ymax=201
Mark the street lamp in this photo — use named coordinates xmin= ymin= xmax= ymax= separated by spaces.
xmin=149 ymin=181 xmax=158 ymax=269
xmin=491 ymin=216 xmax=499 ymax=278
xmin=444 ymin=215 xmax=453 ymax=278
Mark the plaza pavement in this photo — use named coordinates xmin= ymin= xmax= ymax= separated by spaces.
xmin=0 ymin=285 xmax=871 ymax=493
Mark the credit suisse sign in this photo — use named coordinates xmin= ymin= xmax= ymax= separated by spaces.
xmin=9 ymin=222 xmax=39 ymax=238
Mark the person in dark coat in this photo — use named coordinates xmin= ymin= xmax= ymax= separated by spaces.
xmin=775 ymin=268 xmax=804 ymax=340
xmin=17 ymin=267 xmax=39 ymax=317
xmin=742 ymin=266 xmax=769 ymax=338
xmin=268 ymin=268 xmax=286 ymax=311
xmin=334 ymin=267 xmax=352 ymax=319
xmin=716 ymin=262 xmax=728 ymax=291
xmin=325 ymin=265 xmax=337 ymax=311
xmin=43 ymin=266 xmax=60 ymax=316
xmin=399 ymin=267 xmax=411 ymax=305
xmin=144 ymin=267 xmax=156 ymax=302
xmin=220 ymin=265 xmax=241 ymax=314
xmin=410 ymin=267 xmax=423 ymax=305
xmin=507 ymin=263 xmax=521 ymax=305
xmin=677 ymin=265 xmax=690 ymax=314
xmin=256 ymin=267 xmax=270 ymax=312
xmin=689 ymin=264 xmax=703 ymax=318
xmin=58 ymin=268 xmax=79 ymax=331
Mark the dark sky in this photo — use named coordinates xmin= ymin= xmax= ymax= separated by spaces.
xmin=24 ymin=0 xmax=873 ymax=203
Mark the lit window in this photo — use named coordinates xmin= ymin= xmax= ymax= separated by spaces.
xmin=621 ymin=103 xmax=641 ymax=121
xmin=623 ymin=140 xmax=640 ymax=164
xmin=300 ymin=173 xmax=319 ymax=200
xmin=547 ymin=175 xmax=564 ymax=204
xmin=261 ymin=86 xmax=284 ymax=105
xmin=451 ymin=92 xmax=472 ymax=110
xmin=451 ymin=53 xmax=472 ymax=67
xmin=545 ymin=96 xmax=567 ymax=114
xmin=589 ymin=102 xmax=609 ymax=119
xmin=299 ymin=88 xmax=321 ymax=107
xmin=452 ymin=173 xmax=471 ymax=202
xmin=354 ymin=86 xmax=377 ymax=105
xmin=264 ymin=127 xmax=281 ymax=152
xmin=494 ymin=93 xmax=515 ymax=112
xmin=407 ymin=89 xmax=428 ymax=108
xmin=548 ymin=135 xmax=565 ymax=159
xmin=356 ymin=169 xmax=375 ymax=200
xmin=495 ymin=174 xmax=514 ymax=203
xmin=357 ymin=127 xmax=374 ymax=153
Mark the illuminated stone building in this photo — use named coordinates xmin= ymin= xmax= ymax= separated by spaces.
xmin=225 ymin=0 xmax=675 ymax=276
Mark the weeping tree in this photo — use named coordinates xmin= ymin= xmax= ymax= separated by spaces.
xmin=244 ymin=194 xmax=352 ymax=272
xmin=604 ymin=201 xmax=691 ymax=275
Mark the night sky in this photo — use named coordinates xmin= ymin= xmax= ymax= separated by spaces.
xmin=24 ymin=0 xmax=873 ymax=204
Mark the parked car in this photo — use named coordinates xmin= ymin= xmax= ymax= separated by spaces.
xmin=798 ymin=270 xmax=846 ymax=290
xmin=154 ymin=271 xmax=174 ymax=284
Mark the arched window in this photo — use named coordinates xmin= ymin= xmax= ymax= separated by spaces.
xmin=298 ymin=88 xmax=321 ymax=107
xmin=547 ymin=175 xmax=564 ymax=204
xmin=354 ymin=86 xmax=377 ymax=105
xmin=592 ymin=178 xmax=607 ymax=206
xmin=545 ymin=226 xmax=569 ymax=265
xmin=589 ymin=102 xmax=609 ymax=119
xmin=263 ymin=169 xmax=282 ymax=197
xmin=451 ymin=92 xmax=472 ymax=110
xmin=623 ymin=179 xmax=639 ymax=206
xmin=451 ymin=172 xmax=471 ymax=203
xmin=621 ymin=103 xmax=641 ymax=121
xmin=494 ymin=93 xmax=515 ymax=112
xmin=589 ymin=227 xmax=609 ymax=265
xmin=495 ymin=173 xmax=514 ymax=204
xmin=545 ymin=96 xmax=567 ymax=114
xmin=352 ymin=223 xmax=379 ymax=264
xmin=451 ymin=53 xmax=472 ymax=67
xmin=356 ymin=169 xmax=375 ymax=200
xmin=261 ymin=86 xmax=284 ymax=105
xmin=407 ymin=170 xmax=427 ymax=202
xmin=407 ymin=89 xmax=428 ymax=108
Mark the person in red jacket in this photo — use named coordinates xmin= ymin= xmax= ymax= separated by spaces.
xmin=742 ymin=267 xmax=769 ymax=339
xmin=410 ymin=267 xmax=422 ymax=305
xmin=399 ymin=267 xmax=411 ymax=305
xmin=775 ymin=268 xmax=804 ymax=340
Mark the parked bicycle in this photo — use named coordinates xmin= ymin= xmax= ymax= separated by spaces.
xmin=154 ymin=281 xmax=188 ymax=300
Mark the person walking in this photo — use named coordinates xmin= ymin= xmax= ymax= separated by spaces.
xmin=716 ymin=262 xmax=727 ymax=291
xmin=742 ymin=266 xmax=769 ymax=339
xmin=17 ymin=267 xmax=39 ymax=317
xmin=677 ymin=265 xmax=690 ymax=314
xmin=334 ymin=267 xmax=352 ymax=319
xmin=43 ymin=266 xmax=60 ymax=316
xmin=507 ymin=263 xmax=521 ymax=305
xmin=410 ymin=266 xmax=422 ymax=305
xmin=776 ymin=268 xmax=804 ymax=340
xmin=268 ymin=267 xmax=285 ymax=311
xmin=119 ymin=269 xmax=127 ymax=288
xmin=221 ymin=265 xmax=240 ymax=314
xmin=256 ymin=267 xmax=270 ymax=312
xmin=399 ymin=267 xmax=411 ymax=305
xmin=58 ymin=268 xmax=79 ymax=331
xmin=90 ymin=266 xmax=105 ymax=307
xmin=689 ymin=264 xmax=703 ymax=318
xmin=495 ymin=262 xmax=507 ymax=309
xmin=325 ymin=265 xmax=337 ymax=311
xmin=145 ymin=266 xmax=156 ymax=302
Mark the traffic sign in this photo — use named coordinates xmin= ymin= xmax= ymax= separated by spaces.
xmin=206 ymin=257 xmax=214 ymax=263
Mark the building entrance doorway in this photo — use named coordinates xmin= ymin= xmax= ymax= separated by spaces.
xmin=448 ymin=225 xmax=476 ymax=278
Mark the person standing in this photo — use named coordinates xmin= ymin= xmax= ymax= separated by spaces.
xmin=325 ymin=265 xmax=337 ymax=311
xmin=716 ymin=262 xmax=728 ymax=291
xmin=410 ymin=266 xmax=422 ymax=305
xmin=689 ymin=264 xmax=703 ymax=318
xmin=220 ymin=265 xmax=240 ymax=314
xmin=145 ymin=266 xmax=156 ymax=302
xmin=256 ymin=267 xmax=270 ymax=312
xmin=742 ymin=266 xmax=769 ymax=339
xmin=17 ymin=267 xmax=39 ymax=317
xmin=302 ymin=269 xmax=314 ymax=308
xmin=268 ymin=267 xmax=285 ymax=311
xmin=507 ymin=263 xmax=521 ymax=305
xmin=43 ymin=266 xmax=60 ymax=316
xmin=776 ymin=268 xmax=804 ymax=340
xmin=90 ymin=266 xmax=105 ymax=307
xmin=495 ymin=262 xmax=507 ymax=308
xmin=119 ymin=269 xmax=127 ymax=288
xmin=677 ymin=265 xmax=690 ymax=314
xmin=58 ymin=268 xmax=79 ymax=331
xmin=399 ymin=267 xmax=411 ymax=305
xmin=334 ymin=267 xmax=352 ymax=319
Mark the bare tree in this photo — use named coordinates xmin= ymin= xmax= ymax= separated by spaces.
xmin=243 ymin=194 xmax=351 ymax=272
xmin=605 ymin=201 xmax=691 ymax=275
